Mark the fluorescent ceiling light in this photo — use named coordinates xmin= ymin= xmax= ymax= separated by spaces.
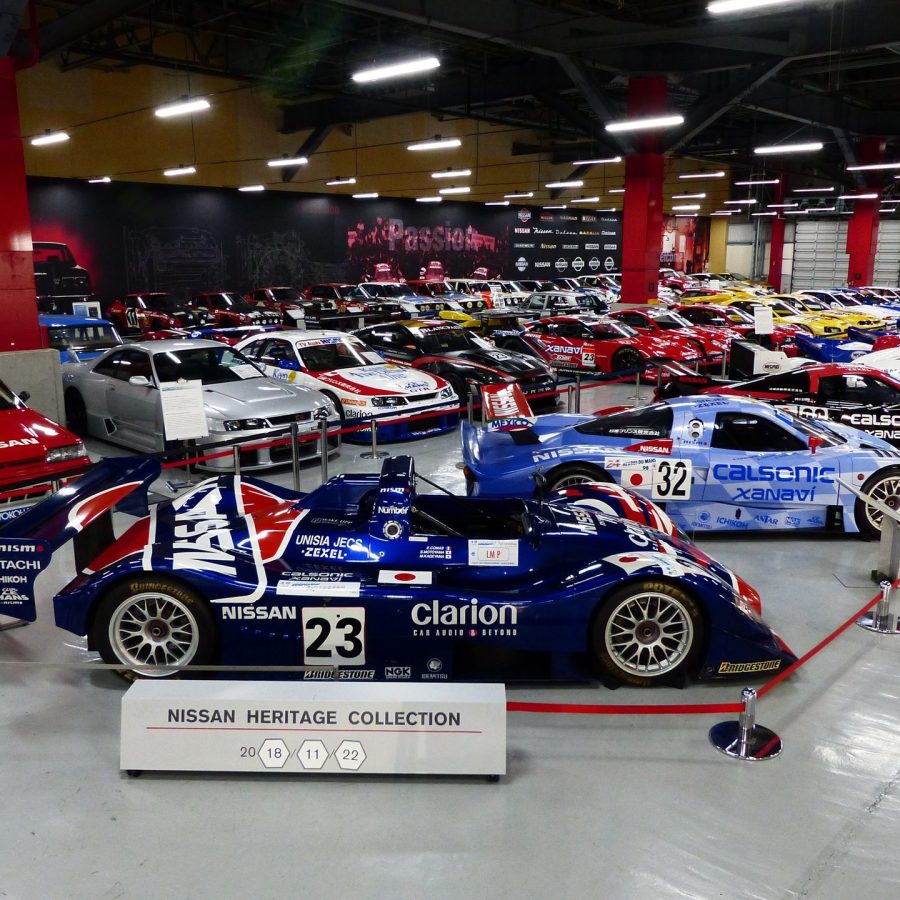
xmin=484 ymin=201 xmax=509 ymax=206
xmin=607 ymin=188 xmax=625 ymax=194
xmin=708 ymin=0 xmax=811 ymax=13
xmin=734 ymin=179 xmax=779 ymax=186
xmin=353 ymin=192 xmax=379 ymax=199
xmin=408 ymin=137 xmax=461 ymax=151
xmin=571 ymin=156 xmax=622 ymax=166
xmin=752 ymin=212 xmax=777 ymax=216
xmin=794 ymin=186 xmax=834 ymax=193
xmin=783 ymin=210 xmax=808 ymax=215
xmin=352 ymin=56 xmax=440 ymax=84
xmin=847 ymin=162 xmax=900 ymax=172
xmin=711 ymin=211 xmax=734 ymax=216
xmin=675 ymin=214 xmax=697 ymax=218
xmin=768 ymin=203 xmax=799 ymax=208
xmin=814 ymin=206 xmax=837 ymax=212
xmin=416 ymin=196 xmax=443 ymax=203
xmin=504 ymin=191 xmax=533 ymax=199
xmin=571 ymin=196 xmax=601 ymax=203
xmin=545 ymin=179 xmax=583 ymax=189
xmin=754 ymin=142 xmax=824 ymax=155
xmin=606 ymin=113 xmax=684 ymax=133
xmin=31 ymin=131 xmax=69 ymax=146
xmin=88 ymin=176 xmax=111 ymax=184
xmin=267 ymin=155 xmax=308 ymax=168
xmin=672 ymin=192 xmax=706 ymax=199
xmin=838 ymin=193 xmax=879 ymax=200
xmin=438 ymin=185 xmax=470 ymax=195
xmin=544 ymin=205 xmax=567 ymax=209
xmin=238 ymin=184 xmax=265 ymax=192
xmin=163 ymin=165 xmax=196 ymax=177
xmin=432 ymin=169 xmax=471 ymax=179
xmin=723 ymin=199 xmax=758 ymax=205
xmin=596 ymin=208 xmax=618 ymax=212
xmin=679 ymin=171 xmax=725 ymax=179
xmin=326 ymin=177 xmax=356 ymax=186
xmin=672 ymin=204 xmax=700 ymax=211
xmin=154 ymin=97 xmax=210 ymax=118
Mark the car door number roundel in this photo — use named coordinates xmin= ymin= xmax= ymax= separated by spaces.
xmin=651 ymin=460 xmax=692 ymax=500
xmin=301 ymin=607 xmax=366 ymax=665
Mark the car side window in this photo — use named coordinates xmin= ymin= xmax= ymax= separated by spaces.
xmin=710 ymin=412 xmax=805 ymax=452
xmin=109 ymin=348 xmax=153 ymax=383
xmin=819 ymin=374 xmax=900 ymax=406
xmin=617 ymin=312 xmax=645 ymax=328
xmin=93 ymin=352 xmax=123 ymax=378
xmin=240 ymin=339 xmax=264 ymax=360
xmin=261 ymin=339 xmax=295 ymax=365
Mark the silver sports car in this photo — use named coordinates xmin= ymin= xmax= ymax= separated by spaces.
xmin=62 ymin=339 xmax=339 ymax=470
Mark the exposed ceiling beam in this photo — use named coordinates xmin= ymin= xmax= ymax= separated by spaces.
xmin=280 ymin=124 xmax=333 ymax=183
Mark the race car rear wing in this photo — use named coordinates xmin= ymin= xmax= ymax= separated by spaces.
xmin=0 ymin=458 xmax=160 ymax=621
xmin=480 ymin=383 xmax=541 ymax=444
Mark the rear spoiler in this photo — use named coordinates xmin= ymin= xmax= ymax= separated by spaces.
xmin=480 ymin=383 xmax=541 ymax=444
xmin=0 ymin=458 xmax=160 ymax=621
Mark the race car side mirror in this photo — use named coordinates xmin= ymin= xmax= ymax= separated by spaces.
xmin=808 ymin=435 xmax=823 ymax=455
xmin=128 ymin=375 xmax=151 ymax=387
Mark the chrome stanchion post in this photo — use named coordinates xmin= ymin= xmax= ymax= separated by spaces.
xmin=721 ymin=350 xmax=728 ymax=377
xmin=467 ymin=392 xmax=474 ymax=424
xmin=290 ymin=421 xmax=301 ymax=491
xmin=232 ymin=443 xmax=241 ymax=476
xmin=566 ymin=384 xmax=575 ymax=413
xmin=857 ymin=580 xmax=900 ymax=633
xmin=709 ymin=687 xmax=782 ymax=761
xmin=360 ymin=416 xmax=388 ymax=460
xmin=319 ymin=419 xmax=329 ymax=483
xmin=574 ymin=375 xmax=581 ymax=413
xmin=628 ymin=369 xmax=642 ymax=403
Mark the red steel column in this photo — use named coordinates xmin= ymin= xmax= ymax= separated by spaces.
xmin=768 ymin=176 xmax=786 ymax=291
xmin=846 ymin=137 xmax=884 ymax=287
xmin=620 ymin=76 xmax=666 ymax=305
xmin=0 ymin=57 xmax=41 ymax=350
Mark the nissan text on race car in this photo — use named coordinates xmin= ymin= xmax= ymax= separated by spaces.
xmin=461 ymin=393 xmax=900 ymax=538
xmin=235 ymin=329 xmax=459 ymax=441
xmin=0 ymin=454 xmax=795 ymax=687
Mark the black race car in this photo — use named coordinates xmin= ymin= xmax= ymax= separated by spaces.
xmin=353 ymin=319 xmax=558 ymax=408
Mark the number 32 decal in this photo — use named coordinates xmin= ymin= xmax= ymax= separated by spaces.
xmin=652 ymin=459 xmax=692 ymax=500
xmin=301 ymin=607 xmax=366 ymax=665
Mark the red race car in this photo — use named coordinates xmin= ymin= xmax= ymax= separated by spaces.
xmin=188 ymin=291 xmax=282 ymax=327
xmin=106 ymin=292 xmax=209 ymax=335
xmin=675 ymin=303 xmax=800 ymax=354
xmin=0 ymin=377 xmax=90 ymax=523
xmin=495 ymin=316 xmax=700 ymax=375
xmin=611 ymin=307 xmax=731 ymax=362
xmin=245 ymin=286 xmax=310 ymax=320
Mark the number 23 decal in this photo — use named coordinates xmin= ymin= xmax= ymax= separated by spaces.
xmin=652 ymin=459 xmax=692 ymax=500
xmin=301 ymin=607 xmax=366 ymax=665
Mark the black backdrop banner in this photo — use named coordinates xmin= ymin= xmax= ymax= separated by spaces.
xmin=27 ymin=177 xmax=623 ymax=303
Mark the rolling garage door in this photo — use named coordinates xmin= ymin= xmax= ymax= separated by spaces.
xmin=790 ymin=219 xmax=849 ymax=289
xmin=874 ymin=220 xmax=900 ymax=286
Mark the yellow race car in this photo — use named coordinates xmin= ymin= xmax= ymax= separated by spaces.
xmin=712 ymin=296 xmax=847 ymax=336
xmin=678 ymin=286 xmax=760 ymax=305
xmin=774 ymin=293 xmax=887 ymax=332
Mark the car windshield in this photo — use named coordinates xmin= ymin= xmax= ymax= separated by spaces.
xmin=770 ymin=301 xmax=801 ymax=314
xmin=591 ymin=320 xmax=636 ymax=339
xmin=143 ymin=294 xmax=182 ymax=312
xmin=363 ymin=284 xmax=409 ymax=298
xmin=153 ymin=346 xmax=263 ymax=384
xmin=418 ymin=326 xmax=482 ymax=353
xmin=296 ymin=337 xmax=371 ymax=372
xmin=421 ymin=282 xmax=451 ymax=295
xmin=33 ymin=244 xmax=75 ymax=266
xmin=653 ymin=311 xmax=692 ymax=329
xmin=47 ymin=323 xmax=121 ymax=351
xmin=0 ymin=377 xmax=18 ymax=410
xmin=796 ymin=296 xmax=828 ymax=311
xmin=270 ymin=288 xmax=302 ymax=302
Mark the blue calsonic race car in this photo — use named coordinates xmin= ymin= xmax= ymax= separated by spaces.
xmin=462 ymin=394 xmax=900 ymax=538
xmin=0 ymin=455 xmax=795 ymax=688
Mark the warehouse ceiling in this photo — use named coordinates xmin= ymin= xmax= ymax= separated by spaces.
xmin=7 ymin=0 xmax=900 ymax=210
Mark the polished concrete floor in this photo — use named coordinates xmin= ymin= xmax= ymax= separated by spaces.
xmin=2 ymin=381 xmax=899 ymax=899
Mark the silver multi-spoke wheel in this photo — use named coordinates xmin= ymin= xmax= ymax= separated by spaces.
xmin=547 ymin=465 xmax=607 ymax=491
xmin=604 ymin=591 xmax=693 ymax=677
xmin=860 ymin=472 xmax=900 ymax=536
xmin=107 ymin=591 xmax=202 ymax=676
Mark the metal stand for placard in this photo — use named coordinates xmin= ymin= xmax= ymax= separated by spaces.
xmin=857 ymin=581 xmax=900 ymax=634
xmin=0 ymin=616 xmax=29 ymax=632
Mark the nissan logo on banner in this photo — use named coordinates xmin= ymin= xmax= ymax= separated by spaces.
xmin=589 ymin=257 xmax=601 ymax=270
xmin=515 ymin=256 xmax=528 ymax=272
xmin=572 ymin=257 xmax=584 ymax=272
xmin=603 ymin=256 xmax=615 ymax=271
xmin=518 ymin=208 xmax=532 ymax=223
xmin=555 ymin=258 xmax=568 ymax=272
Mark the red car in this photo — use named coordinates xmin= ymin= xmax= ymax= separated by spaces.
xmin=611 ymin=307 xmax=731 ymax=361
xmin=188 ymin=291 xmax=282 ymax=327
xmin=0 ymin=377 xmax=90 ymax=522
xmin=675 ymin=303 xmax=800 ymax=354
xmin=659 ymin=268 xmax=694 ymax=291
xmin=245 ymin=287 xmax=309 ymax=319
xmin=106 ymin=292 xmax=209 ymax=335
xmin=496 ymin=316 xmax=700 ymax=374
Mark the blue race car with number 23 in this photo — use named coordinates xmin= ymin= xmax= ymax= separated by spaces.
xmin=462 ymin=393 xmax=900 ymax=538
xmin=0 ymin=454 xmax=794 ymax=688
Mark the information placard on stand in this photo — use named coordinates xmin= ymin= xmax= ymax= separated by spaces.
xmin=121 ymin=681 xmax=507 ymax=777
xmin=159 ymin=380 xmax=208 ymax=441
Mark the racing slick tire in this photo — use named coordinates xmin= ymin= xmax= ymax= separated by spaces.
xmin=64 ymin=389 xmax=88 ymax=437
xmin=546 ymin=463 xmax=611 ymax=491
xmin=855 ymin=468 xmax=900 ymax=540
xmin=610 ymin=346 xmax=644 ymax=374
xmin=91 ymin=576 xmax=217 ymax=678
xmin=591 ymin=580 xmax=705 ymax=687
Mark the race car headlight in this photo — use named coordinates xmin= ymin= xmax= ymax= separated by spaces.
xmin=313 ymin=405 xmax=332 ymax=420
xmin=223 ymin=418 xmax=267 ymax=431
xmin=46 ymin=441 xmax=85 ymax=463
xmin=438 ymin=386 xmax=455 ymax=400
xmin=372 ymin=396 xmax=409 ymax=408
xmin=824 ymin=326 xmax=841 ymax=334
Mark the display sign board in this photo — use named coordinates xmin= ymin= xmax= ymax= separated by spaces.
xmin=159 ymin=380 xmax=208 ymax=441
xmin=121 ymin=681 xmax=507 ymax=776
xmin=72 ymin=301 xmax=102 ymax=318
xmin=753 ymin=306 xmax=775 ymax=335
